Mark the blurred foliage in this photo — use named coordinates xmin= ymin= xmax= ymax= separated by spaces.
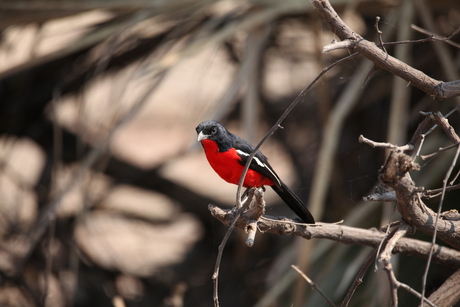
xmin=0 ymin=0 xmax=459 ymax=306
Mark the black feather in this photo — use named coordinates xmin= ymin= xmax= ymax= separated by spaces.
xmin=271 ymin=183 xmax=315 ymax=224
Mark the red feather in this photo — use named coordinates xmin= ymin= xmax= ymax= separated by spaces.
xmin=200 ymin=139 xmax=274 ymax=187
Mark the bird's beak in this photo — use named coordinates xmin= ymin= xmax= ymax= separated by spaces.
xmin=197 ymin=131 xmax=208 ymax=142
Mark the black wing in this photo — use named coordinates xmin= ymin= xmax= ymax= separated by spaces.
xmin=231 ymin=134 xmax=315 ymax=223
xmin=232 ymin=135 xmax=282 ymax=187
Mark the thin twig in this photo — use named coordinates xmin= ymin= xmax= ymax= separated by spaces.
xmin=291 ymin=265 xmax=337 ymax=307
xmin=415 ymin=106 xmax=460 ymax=158
xmin=379 ymin=223 xmax=409 ymax=307
xmin=379 ymin=221 xmax=436 ymax=307
xmin=341 ymin=249 xmax=378 ymax=307
xmin=430 ymin=112 xmax=460 ymax=143
xmin=374 ymin=16 xmax=387 ymax=54
xmin=374 ymin=206 xmax=398 ymax=271
xmin=359 ymin=135 xmax=414 ymax=152
xmin=423 ymin=183 xmax=460 ymax=198
xmin=379 ymin=221 xmax=411 ymax=262
xmin=235 ymin=51 xmax=359 ymax=207
xmin=212 ymin=191 xmax=254 ymax=307
xmin=420 ymin=141 xmax=460 ymax=160
xmin=411 ymin=24 xmax=460 ymax=48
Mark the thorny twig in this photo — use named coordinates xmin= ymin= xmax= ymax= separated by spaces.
xmin=341 ymin=249 xmax=379 ymax=307
xmin=292 ymin=265 xmax=337 ymax=307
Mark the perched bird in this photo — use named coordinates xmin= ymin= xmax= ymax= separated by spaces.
xmin=196 ymin=120 xmax=315 ymax=224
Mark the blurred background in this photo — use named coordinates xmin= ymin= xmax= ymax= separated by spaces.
xmin=0 ymin=0 xmax=459 ymax=306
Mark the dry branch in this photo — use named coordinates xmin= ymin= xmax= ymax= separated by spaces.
xmin=379 ymin=151 xmax=460 ymax=249
xmin=208 ymin=205 xmax=460 ymax=268
xmin=377 ymin=221 xmax=435 ymax=307
xmin=427 ymin=268 xmax=460 ymax=307
xmin=311 ymin=0 xmax=460 ymax=100
xmin=291 ymin=265 xmax=336 ymax=307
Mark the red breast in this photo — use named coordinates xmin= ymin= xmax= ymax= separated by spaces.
xmin=200 ymin=139 xmax=274 ymax=187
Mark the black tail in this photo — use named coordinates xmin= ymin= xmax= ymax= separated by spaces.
xmin=271 ymin=182 xmax=315 ymax=224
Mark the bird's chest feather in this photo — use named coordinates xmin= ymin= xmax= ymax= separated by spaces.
xmin=200 ymin=139 xmax=271 ymax=187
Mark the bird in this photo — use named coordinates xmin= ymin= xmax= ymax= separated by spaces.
xmin=196 ymin=120 xmax=315 ymax=224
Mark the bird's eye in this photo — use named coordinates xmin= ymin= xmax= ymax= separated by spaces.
xmin=211 ymin=127 xmax=217 ymax=134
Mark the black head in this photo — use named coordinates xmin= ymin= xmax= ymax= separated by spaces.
xmin=196 ymin=120 xmax=233 ymax=151
xmin=196 ymin=120 xmax=226 ymax=141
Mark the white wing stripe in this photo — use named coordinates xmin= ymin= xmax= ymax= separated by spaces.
xmin=236 ymin=149 xmax=249 ymax=156
xmin=236 ymin=149 xmax=281 ymax=185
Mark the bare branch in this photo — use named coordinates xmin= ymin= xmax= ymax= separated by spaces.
xmin=379 ymin=221 xmax=435 ymax=307
xmin=323 ymin=39 xmax=355 ymax=52
xmin=420 ymin=142 xmax=460 ymax=160
xmin=427 ymin=268 xmax=460 ymax=307
xmin=212 ymin=190 xmax=255 ymax=307
xmin=379 ymin=221 xmax=412 ymax=262
xmin=341 ymin=249 xmax=378 ymax=307
xmin=430 ymin=112 xmax=460 ymax=143
xmin=379 ymin=151 xmax=460 ymax=249
xmin=359 ymin=135 xmax=413 ymax=152
xmin=292 ymin=265 xmax=337 ymax=307
xmin=423 ymin=184 xmax=460 ymax=198
xmin=311 ymin=0 xmax=460 ymax=100
xmin=374 ymin=16 xmax=387 ymax=54
xmin=208 ymin=205 xmax=460 ymax=268
xmin=244 ymin=188 xmax=266 ymax=247
xmin=411 ymin=24 xmax=460 ymax=49
xmin=235 ymin=48 xmax=359 ymax=208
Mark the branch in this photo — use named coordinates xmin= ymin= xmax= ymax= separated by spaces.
xmin=427 ymin=268 xmax=460 ymax=307
xmin=208 ymin=205 xmax=460 ymax=268
xmin=429 ymin=111 xmax=460 ymax=143
xmin=292 ymin=265 xmax=337 ymax=307
xmin=377 ymin=221 xmax=435 ymax=307
xmin=359 ymin=135 xmax=413 ymax=152
xmin=212 ymin=189 xmax=255 ymax=307
xmin=244 ymin=188 xmax=266 ymax=247
xmin=311 ymin=0 xmax=460 ymax=100
xmin=379 ymin=151 xmax=460 ymax=249
xmin=341 ymin=249 xmax=378 ymax=307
